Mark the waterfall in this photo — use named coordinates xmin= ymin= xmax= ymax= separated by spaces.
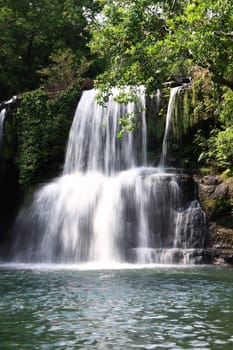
xmin=11 ymin=87 xmax=207 ymax=265
xmin=64 ymin=87 xmax=147 ymax=175
xmin=155 ymin=89 xmax=161 ymax=114
xmin=0 ymin=108 xmax=6 ymax=150
xmin=160 ymin=86 xmax=181 ymax=167
xmin=0 ymin=96 xmax=17 ymax=150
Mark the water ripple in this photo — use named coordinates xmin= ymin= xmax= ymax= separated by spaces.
xmin=0 ymin=266 xmax=233 ymax=349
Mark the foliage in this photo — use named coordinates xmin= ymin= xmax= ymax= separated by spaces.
xmin=89 ymin=0 xmax=233 ymax=164
xmin=117 ymin=115 xmax=137 ymax=140
xmin=15 ymin=82 xmax=82 ymax=191
xmin=183 ymin=69 xmax=233 ymax=172
xmin=194 ymin=122 xmax=233 ymax=174
xmin=195 ymin=130 xmax=218 ymax=168
xmin=216 ymin=127 xmax=233 ymax=171
xmin=166 ymin=0 xmax=233 ymax=90
xmin=219 ymin=90 xmax=233 ymax=126
xmin=0 ymin=0 xmax=101 ymax=99
xmin=90 ymin=0 xmax=233 ymax=93
xmin=203 ymin=197 xmax=233 ymax=227
xmin=194 ymin=123 xmax=233 ymax=174
xmin=38 ymin=48 xmax=91 ymax=94
xmin=2 ymin=0 xmax=233 ymax=183
xmin=90 ymin=0 xmax=181 ymax=92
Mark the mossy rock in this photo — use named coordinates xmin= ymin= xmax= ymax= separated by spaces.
xmin=209 ymin=224 xmax=233 ymax=249
xmin=15 ymin=81 xmax=82 ymax=194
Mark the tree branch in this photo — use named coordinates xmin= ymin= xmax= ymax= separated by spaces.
xmin=213 ymin=31 xmax=233 ymax=37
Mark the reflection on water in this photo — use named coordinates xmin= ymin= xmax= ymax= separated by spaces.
xmin=0 ymin=265 xmax=233 ymax=349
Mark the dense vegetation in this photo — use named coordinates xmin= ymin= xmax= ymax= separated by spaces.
xmin=90 ymin=0 xmax=233 ymax=175
xmin=0 ymin=0 xmax=233 ymax=193
xmin=15 ymin=83 xmax=82 ymax=191
xmin=0 ymin=0 xmax=101 ymax=99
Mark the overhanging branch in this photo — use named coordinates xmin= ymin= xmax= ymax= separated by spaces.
xmin=213 ymin=31 xmax=233 ymax=37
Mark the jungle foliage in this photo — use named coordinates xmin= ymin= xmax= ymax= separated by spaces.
xmin=0 ymin=0 xmax=101 ymax=192
xmin=90 ymin=0 xmax=233 ymax=173
xmin=1 ymin=0 xmax=233 ymax=193
xmin=15 ymin=82 xmax=82 ymax=191
xmin=0 ymin=0 xmax=101 ymax=99
xmin=90 ymin=0 xmax=233 ymax=93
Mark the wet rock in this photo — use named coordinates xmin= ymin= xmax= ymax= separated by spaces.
xmin=224 ymin=254 xmax=233 ymax=265
xmin=199 ymin=184 xmax=216 ymax=199
xmin=81 ymin=78 xmax=94 ymax=91
xmin=196 ymin=175 xmax=233 ymax=265
xmin=209 ymin=224 xmax=233 ymax=249
xmin=197 ymin=175 xmax=233 ymax=205
xmin=201 ymin=248 xmax=233 ymax=266
xmin=201 ymin=175 xmax=220 ymax=186
xmin=212 ymin=182 xmax=229 ymax=199
xmin=226 ymin=180 xmax=233 ymax=197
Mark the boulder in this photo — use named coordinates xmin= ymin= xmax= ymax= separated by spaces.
xmin=196 ymin=175 xmax=233 ymax=265
xmin=212 ymin=182 xmax=229 ymax=199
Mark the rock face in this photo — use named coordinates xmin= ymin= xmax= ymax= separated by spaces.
xmin=9 ymin=170 xmax=208 ymax=264
xmin=0 ymin=107 xmax=20 ymax=256
xmin=196 ymin=175 xmax=233 ymax=265
xmin=81 ymin=78 xmax=94 ymax=91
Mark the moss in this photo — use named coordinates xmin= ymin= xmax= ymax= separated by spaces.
xmin=202 ymin=198 xmax=216 ymax=215
xmin=203 ymin=197 xmax=233 ymax=228
xmin=199 ymin=167 xmax=214 ymax=176
xmin=220 ymin=170 xmax=233 ymax=181
xmin=15 ymin=81 xmax=82 ymax=194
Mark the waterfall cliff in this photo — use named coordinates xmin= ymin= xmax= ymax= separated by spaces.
xmin=11 ymin=87 xmax=207 ymax=265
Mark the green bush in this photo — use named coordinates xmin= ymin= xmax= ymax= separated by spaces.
xmin=216 ymin=127 xmax=233 ymax=171
xmin=219 ymin=90 xmax=233 ymax=127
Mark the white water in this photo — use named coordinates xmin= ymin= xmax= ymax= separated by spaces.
xmin=12 ymin=87 xmax=207 ymax=265
xmin=160 ymin=86 xmax=181 ymax=167
xmin=0 ymin=108 xmax=6 ymax=149
xmin=64 ymin=88 xmax=147 ymax=175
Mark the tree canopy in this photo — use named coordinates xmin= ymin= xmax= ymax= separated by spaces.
xmin=2 ymin=0 xmax=232 ymax=98
xmin=1 ymin=0 xmax=233 ymax=176
xmin=0 ymin=0 xmax=101 ymax=99
xmin=166 ymin=0 xmax=233 ymax=89
xmin=90 ymin=0 xmax=233 ymax=92
xmin=89 ymin=0 xmax=233 ymax=173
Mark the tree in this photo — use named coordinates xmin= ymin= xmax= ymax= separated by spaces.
xmin=165 ymin=0 xmax=233 ymax=90
xmin=90 ymin=0 xmax=233 ymax=173
xmin=0 ymin=0 xmax=101 ymax=99
xmin=90 ymin=0 xmax=233 ymax=92
xmin=90 ymin=0 xmax=191 ymax=93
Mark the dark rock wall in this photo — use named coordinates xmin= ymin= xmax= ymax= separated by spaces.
xmin=196 ymin=175 xmax=233 ymax=265
xmin=0 ymin=109 xmax=20 ymax=254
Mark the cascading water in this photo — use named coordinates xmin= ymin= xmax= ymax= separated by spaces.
xmin=0 ymin=108 xmax=6 ymax=150
xmin=160 ymin=86 xmax=181 ymax=167
xmin=63 ymin=88 xmax=147 ymax=175
xmin=11 ymin=87 xmax=207 ymax=265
